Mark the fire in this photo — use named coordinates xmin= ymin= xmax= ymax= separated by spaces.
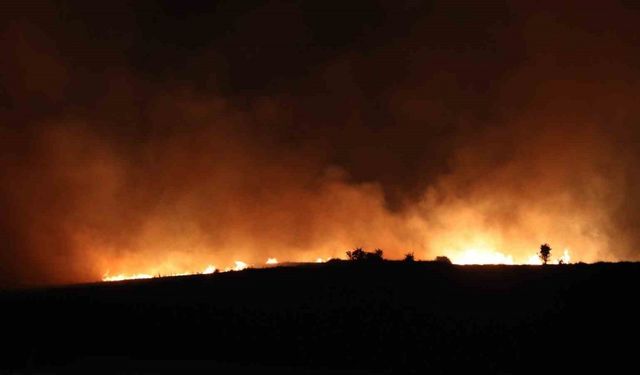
xmin=102 ymin=273 xmax=153 ymax=282
xmin=226 ymin=260 xmax=248 ymax=272
xmin=102 ymin=245 xmax=574 ymax=283
xmin=100 ymin=258 xmax=276 ymax=282
xmin=234 ymin=260 xmax=248 ymax=271
xmin=103 ymin=263 xmax=220 ymax=282
xmin=558 ymin=249 xmax=571 ymax=264
xmin=203 ymin=265 xmax=216 ymax=274
xmin=526 ymin=248 xmax=572 ymax=265
xmin=452 ymin=247 xmax=572 ymax=265
xmin=452 ymin=248 xmax=514 ymax=265
xmin=527 ymin=255 xmax=543 ymax=265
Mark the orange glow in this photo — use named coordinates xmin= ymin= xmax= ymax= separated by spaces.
xmin=558 ymin=249 xmax=571 ymax=264
xmin=448 ymin=243 xmax=572 ymax=266
xmin=234 ymin=261 xmax=248 ymax=271
xmin=101 ymin=245 xmax=576 ymax=282
xmin=203 ymin=265 xmax=217 ymax=274
xmin=452 ymin=248 xmax=514 ymax=265
xmin=103 ymin=263 xmax=219 ymax=282
xmin=103 ymin=273 xmax=153 ymax=282
xmin=222 ymin=260 xmax=249 ymax=272
xmin=527 ymin=255 xmax=543 ymax=265
xmin=100 ymin=235 xmax=578 ymax=283
xmin=4 ymin=4 xmax=637 ymax=289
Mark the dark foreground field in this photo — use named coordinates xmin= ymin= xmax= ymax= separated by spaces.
xmin=2 ymin=261 xmax=639 ymax=373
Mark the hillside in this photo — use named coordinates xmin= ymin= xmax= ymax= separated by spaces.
xmin=2 ymin=261 xmax=638 ymax=373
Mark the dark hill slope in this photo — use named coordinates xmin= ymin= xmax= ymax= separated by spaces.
xmin=2 ymin=262 xmax=639 ymax=373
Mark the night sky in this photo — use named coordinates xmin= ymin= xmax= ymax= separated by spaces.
xmin=2 ymin=1 xmax=640 ymax=286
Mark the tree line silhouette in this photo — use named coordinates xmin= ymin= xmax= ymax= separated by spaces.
xmin=343 ymin=243 xmax=562 ymax=265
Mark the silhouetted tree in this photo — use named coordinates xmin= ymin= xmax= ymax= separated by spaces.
xmin=404 ymin=252 xmax=415 ymax=262
xmin=539 ymin=243 xmax=552 ymax=265
xmin=435 ymin=256 xmax=452 ymax=264
xmin=346 ymin=248 xmax=366 ymax=261
xmin=346 ymin=248 xmax=384 ymax=262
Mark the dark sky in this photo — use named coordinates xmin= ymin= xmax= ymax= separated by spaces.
xmin=2 ymin=1 xmax=640 ymax=286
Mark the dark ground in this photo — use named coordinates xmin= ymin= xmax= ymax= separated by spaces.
xmin=1 ymin=261 xmax=638 ymax=373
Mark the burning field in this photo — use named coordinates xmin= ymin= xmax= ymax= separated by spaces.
xmin=2 ymin=1 xmax=640 ymax=371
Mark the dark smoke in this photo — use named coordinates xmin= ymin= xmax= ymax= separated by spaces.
xmin=2 ymin=1 xmax=640 ymax=286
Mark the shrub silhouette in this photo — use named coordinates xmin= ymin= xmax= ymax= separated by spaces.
xmin=435 ymin=256 xmax=452 ymax=264
xmin=404 ymin=252 xmax=415 ymax=262
xmin=539 ymin=243 xmax=552 ymax=265
xmin=373 ymin=248 xmax=384 ymax=260
xmin=346 ymin=248 xmax=365 ymax=261
xmin=346 ymin=248 xmax=384 ymax=262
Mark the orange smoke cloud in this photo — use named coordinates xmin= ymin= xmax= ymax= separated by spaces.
xmin=2 ymin=1 xmax=640 ymax=286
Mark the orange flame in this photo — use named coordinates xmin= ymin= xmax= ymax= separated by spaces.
xmin=452 ymin=248 xmax=514 ymax=265
xmin=103 ymin=263 xmax=219 ymax=282
xmin=102 ymin=243 xmax=574 ymax=282
xmin=102 ymin=273 xmax=153 ymax=282
xmin=203 ymin=265 xmax=217 ymax=274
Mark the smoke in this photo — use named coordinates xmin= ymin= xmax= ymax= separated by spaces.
xmin=2 ymin=1 xmax=640 ymax=286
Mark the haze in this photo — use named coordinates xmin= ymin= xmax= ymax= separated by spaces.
xmin=2 ymin=1 xmax=640 ymax=286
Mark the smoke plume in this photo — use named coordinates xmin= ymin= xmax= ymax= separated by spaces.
xmin=2 ymin=1 xmax=640 ymax=286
